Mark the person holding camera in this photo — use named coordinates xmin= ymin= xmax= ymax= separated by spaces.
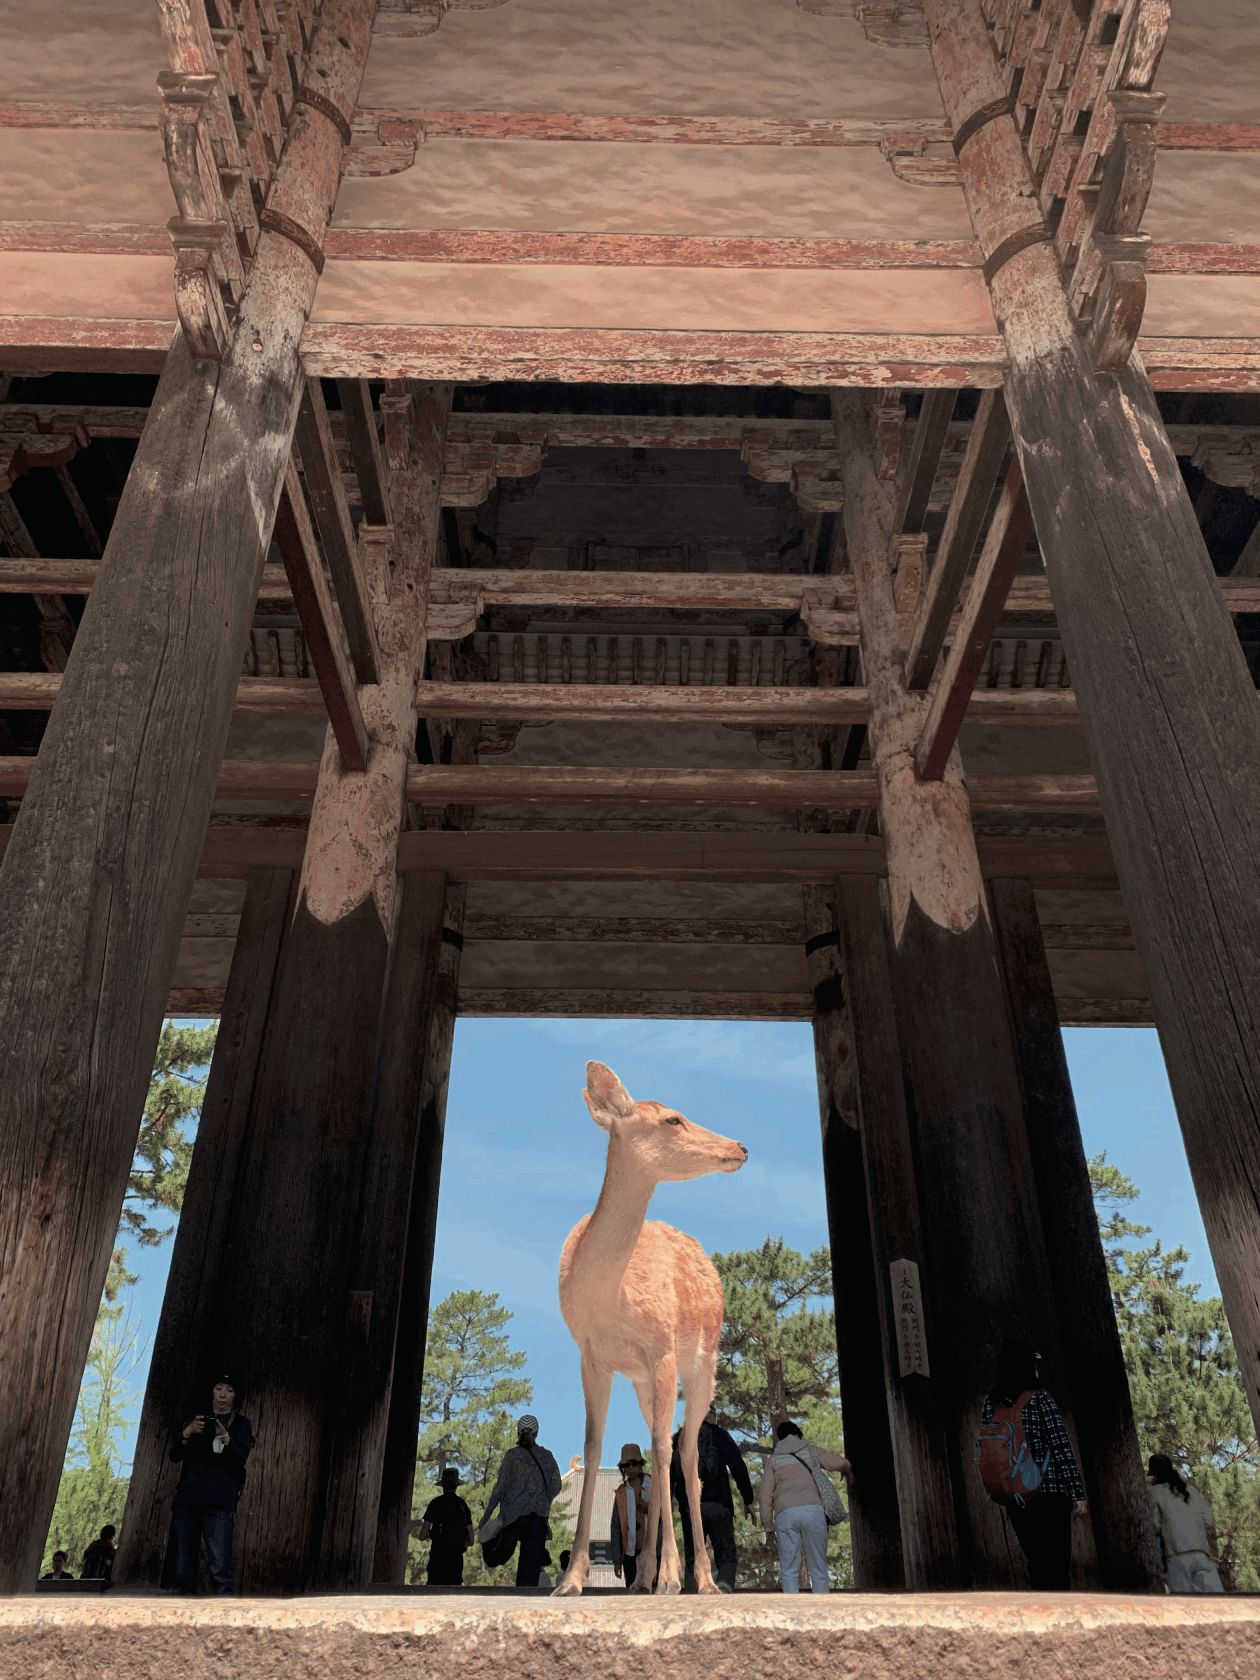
xmin=168 ymin=1373 xmax=253 ymax=1594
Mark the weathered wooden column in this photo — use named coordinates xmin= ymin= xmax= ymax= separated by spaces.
xmin=804 ymin=888 xmax=905 ymax=1589
xmin=373 ymin=885 xmax=465 ymax=1584
xmin=989 ymin=877 xmax=1162 ymax=1591
xmin=833 ymin=393 xmax=1065 ymax=1584
xmin=833 ymin=876 xmax=961 ymax=1589
xmin=928 ymin=0 xmax=1260 ymax=1435
xmin=206 ymin=385 xmax=450 ymax=1591
xmin=115 ymin=867 xmax=294 ymax=1587
xmin=0 ymin=0 xmax=375 ymax=1592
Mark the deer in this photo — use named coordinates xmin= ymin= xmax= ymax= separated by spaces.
xmin=553 ymin=1061 xmax=748 ymax=1596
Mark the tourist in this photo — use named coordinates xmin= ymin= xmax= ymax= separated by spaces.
xmin=611 ymin=1442 xmax=652 ymax=1588
xmin=977 ymin=1338 xmax=1084 ymax=1591
xmin=670 ymin=1407 xmax=755 ymax=1592
xmin=41 ymin=1550 xmax=75 ymax=1582
xmin=80 ymin=1524 xmax=116 ymax=1582
xmin=419 ymin=1467 xmax=475 ymax=1586
xmin=759 ymin=1420 xmax=850 ymax=1594
xmin=1148 ymin=1453 xmax=1223 ymax=1593
xmin=481 ymin=1414 xmax=562 ymax=1587
xmin=168 ymin=1372 xmax=254 ymax=1594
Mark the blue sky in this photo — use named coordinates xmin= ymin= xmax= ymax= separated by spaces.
xmin=117 ymin=1021 xmax=1213 ymax=1477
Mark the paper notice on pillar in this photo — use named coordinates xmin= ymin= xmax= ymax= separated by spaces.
xmin=891 ymin=1258 xmax=930 ymax=1378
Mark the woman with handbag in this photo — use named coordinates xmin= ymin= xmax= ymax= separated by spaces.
xmin=758 ymin=1420 xmax=851 ymax=1593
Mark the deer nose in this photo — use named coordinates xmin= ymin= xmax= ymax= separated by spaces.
xmin=736 ymin=1142 xmax=748 ymax=1158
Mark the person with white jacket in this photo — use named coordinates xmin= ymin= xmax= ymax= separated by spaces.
xmin=1148 ymin=1454 xmax=1224 ymax=1593
xmin=758 ymin=1420 xmax=851 ymax=1593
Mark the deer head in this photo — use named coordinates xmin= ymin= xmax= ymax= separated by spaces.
xmin=582 ymin=1061 xmax=748 ymax=1183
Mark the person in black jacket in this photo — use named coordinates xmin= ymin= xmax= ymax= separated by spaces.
xmin=419 ymin=1468 xmax=475 ymax=1585
xmin=169 ymin=1373 xmax=253 ymax=1594
xmin=670 ymin=1408 xmax=755 ymax=1593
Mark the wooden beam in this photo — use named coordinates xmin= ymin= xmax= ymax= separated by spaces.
xmin=336 ymin=379 xmax=391 ymax=525
xmin=903 ymin=389 xmax=1011 ymax=690
xmin=294 ymin=377 xmax=380 ymax=686
xmin=0 ymin=671 xmax=1087 ymax=725
xmin=456 ymin=987 xmax=810 ymax=1020
xmin=0 ymin=0 xmax=376 ymax=1597
xmin=6 ymin=557 xmax=1260 ymax=625
xmin=272 ymin=467 xmax=369 ymax=773
xmin=930 ymin=0 xmax=1260 ymax=1437
xmin=916 ymin=462 xmax=1035 ymax=779
xmin=463 ymin=915 xmax=803 ymax=944
xmin=0 ymin=761 xmax=1102 ymax=811
xmin=896 ymin=390 xmax=955 ymax=534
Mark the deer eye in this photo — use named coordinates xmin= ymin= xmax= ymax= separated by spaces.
xmin=664 ymin=1115 xmax=683 ymax=1127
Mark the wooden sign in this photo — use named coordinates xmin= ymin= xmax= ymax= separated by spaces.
xmin=891 ymin=1258 xmax=930 ymax=1378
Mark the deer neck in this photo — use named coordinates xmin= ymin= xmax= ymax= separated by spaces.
xmin=580 ymin=1135 xmax=657 ymax=1282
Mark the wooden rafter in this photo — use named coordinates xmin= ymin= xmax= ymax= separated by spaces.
xmin=896 ymin=390 xmax=956 ymax=534
xmin=336 ymin=379 xmax=391 ymax=526
xmin=293 ymin=378 xmax=380 ymax=687
xmin=903 ymin=390 xmax=1012 ymax=690
xmin=271 ymin=466 xmax=369 ymax=773
xmin=915 ymin=461 xmax=1036 ymax=779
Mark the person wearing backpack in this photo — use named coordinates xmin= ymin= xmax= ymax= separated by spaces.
xmin=977 ymin=1339 xmax=1084 ymax=1591
xmin=479 ymin=1414 xmax=562 ymax=1587
xmin=759 ymin=1420 xmax=851 ymax=1593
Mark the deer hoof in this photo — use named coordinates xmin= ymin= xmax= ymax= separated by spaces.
xmin=655 ymin=1575 xmax=682 ymax=1596
xmin=696 ymin=1579 xmax=722 ymax=1595
xmin=630 ymin=1575 xmax=655 ymax=1594
xmin=552 ymin=1574 xmax=584 ymax=1597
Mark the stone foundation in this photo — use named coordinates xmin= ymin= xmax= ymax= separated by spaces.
xmin=2 ymin=1593 xmax=1259 ymax=1679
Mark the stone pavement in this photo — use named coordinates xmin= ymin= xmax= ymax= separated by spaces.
xmin=2 ymin=1591 xmax=1258 ymax=1679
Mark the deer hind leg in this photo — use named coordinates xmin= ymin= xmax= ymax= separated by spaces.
xmin=678 ymin=1345 xmax=720 ymax=1593
xmin=554 ymin=1351 xmax=612 ymax=1597
xmin=642 ymin=1356 xmax=683 ymax=1594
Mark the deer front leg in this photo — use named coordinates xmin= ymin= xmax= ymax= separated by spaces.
xmin=554 ymin=1351 xmax=611 ymax=1597
xmin=639 ymin=1357 xmax=682 ymax=1595
xmin=678 ymin=1407 xmax=719 ymax=1593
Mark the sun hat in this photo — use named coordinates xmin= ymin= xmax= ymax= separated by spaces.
xmin=618 ymin=1442 xmax=646 ymax=1468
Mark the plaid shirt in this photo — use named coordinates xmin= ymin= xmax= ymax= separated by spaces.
xmin=981 ymin=1388 xmax=1084 ymax=1500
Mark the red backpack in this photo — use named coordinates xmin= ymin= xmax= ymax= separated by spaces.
xmin=976 ymin=1390 xmax=1050 ymax=1507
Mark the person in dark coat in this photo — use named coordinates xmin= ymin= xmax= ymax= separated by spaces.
xmin=169 ymin=1373 xmax=253 ymax=1594
xmin=419 ymin=1468 xmax=475 ymax=1586
xmin=670 ymin=1407 xmax=755 ymax=1593
xmin=80 ymin=1524 xmax=116 ymax=1582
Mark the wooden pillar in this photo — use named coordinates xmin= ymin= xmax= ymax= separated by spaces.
xmin=834 ymin=876 xmax=961 ymax=1589
xmin=0 ymin=1 xmax=375 ymax=1592
xmin=834 ymin=393 xmax=1063 ymax=1584
xmin=315 ymin=869 xmax=448 ymax=1587
xmin=989 ymin=877 xmax=1162 ymax=1592
xmin=928 ymin=0 xmax=1260 ymax=1438
xmin=206 ymin=387 xmax=450 ymax=1592
xmin=373 ymin=886 xmax=465 ymax=1584
xmin=115 ymin=867 xmax=294 ymax=1587
xmin=805 ymin=888 xmax=905 ymax=1589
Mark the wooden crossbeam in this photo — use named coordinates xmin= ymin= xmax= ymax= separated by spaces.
xmin=271 ymin=466 xmax=369 ymax=772
xmin=336 ymin=379 xmax=390 ymax=526
xmin=293 ymin=378 xmax=380 ymax=686
xmin=0 ymin=669 xmax=1084 ymax=725
xmin=896 ymin=389 xmax=956 ymax=533
xmin=903 ymin=390 xmax=1012 ymax=689
xmin=915 ymin=462 xmax=1036 ymax=780
xmin=4 ymin=558 xmax=1260 ymax=622
xmin=0 ymin=759 xmax=1098 ymax=810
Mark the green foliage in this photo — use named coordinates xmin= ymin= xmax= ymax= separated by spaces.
xmin=41 ymin=1312 xmax=139 ymax=1577
xmin=1090 ymin=1153 xmax=1260 ymax=1590
xmin=123 ymin=1022 xmax=216 ymax=1249
xmin=710 ymin=1239 xmax=851 ymax=1589
xmin=409 ymin=1289 xmax=535 ymax=1586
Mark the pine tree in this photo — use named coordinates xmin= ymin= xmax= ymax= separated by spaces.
xmin=1091 ymin=1154 xmax=1260 ymax=1589
xmin=710 ymin=1239 xmax=851 ymax=1589
xmin=123 ymin=1021 xmax=217 ymax=1250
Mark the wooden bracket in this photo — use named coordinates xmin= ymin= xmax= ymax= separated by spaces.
xmin=374 ymin=0 xmax=511 ymax=37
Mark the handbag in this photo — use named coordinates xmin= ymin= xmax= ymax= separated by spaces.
xmin=791 ymin=1449 xmax=848 ymax=1527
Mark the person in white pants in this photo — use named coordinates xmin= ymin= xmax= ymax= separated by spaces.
xmin=1149 ymin=1454 xmax=1224 ymax=1594
xmin=759 ymin=1420 xmax=850 ymax=1593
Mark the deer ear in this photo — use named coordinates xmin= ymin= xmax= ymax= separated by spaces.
xmin=583 ymin=1061 xmax=635 ymax=1129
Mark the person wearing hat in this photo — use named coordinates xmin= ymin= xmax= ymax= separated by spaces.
xmin=610 ymin=1443 xmax=653 ymax=1588
xmin=168 ymin=1373 xmax=253 ymax=1594
xmin=481 ymin=1414 xmax=562 ymax=1587
xmin=419 ymin=1468 xmax=476 ymax=1586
